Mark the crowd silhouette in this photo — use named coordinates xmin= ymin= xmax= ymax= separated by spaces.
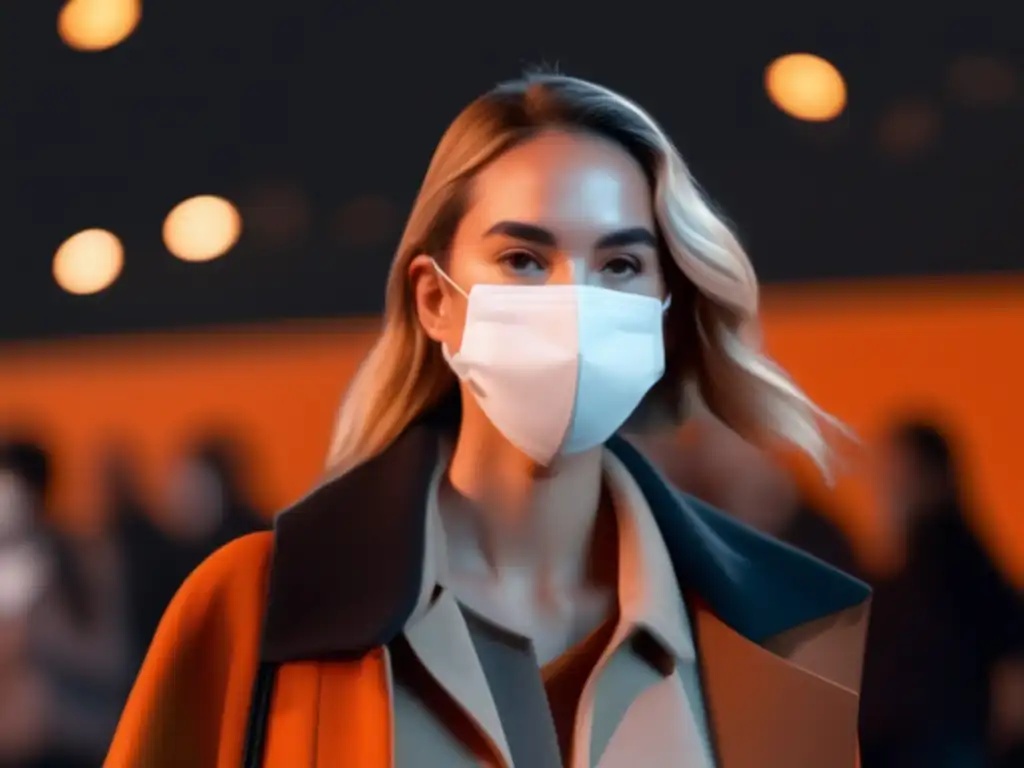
xmin=0 ymin=433 xmax=267 ymax=768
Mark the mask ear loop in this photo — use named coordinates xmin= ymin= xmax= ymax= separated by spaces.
xmin=429 ymin=257 xmax=470 ymax=299
xmin=662 ymin=295 xmax=673 ymax=312
xmin=428 ymin=258 xmax=475 ymax=382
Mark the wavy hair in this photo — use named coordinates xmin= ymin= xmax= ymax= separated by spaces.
xmin=326 ymin=72 xmax=835 ymax=477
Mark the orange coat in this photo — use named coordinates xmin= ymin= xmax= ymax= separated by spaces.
xmin=105 ymin=428 xmax=869 ymax=768
xmin=105 ymin=532 xmax=395 ymax=767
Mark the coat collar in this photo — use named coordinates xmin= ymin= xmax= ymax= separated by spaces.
xmin=602 ymin=447 xmax=697 ymax=664
xmin=261 ymin=420 xmax=869 ymax=663
xmin=410 ymin=442 xmax=698 ymax=665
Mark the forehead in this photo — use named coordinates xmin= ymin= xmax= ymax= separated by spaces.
xmin=464 ymin=130 xmax=654 ymax=234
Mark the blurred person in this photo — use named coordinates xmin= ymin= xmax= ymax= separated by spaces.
xmin=0 ymin=440 xmax=126 ymax=768
xmin=104 ymin=437 xmax=267 ymax=687
xmin=99 ymin=444 xmax=176 ymax=685
xmin=635 ymin=414 xmax=862 ymax=576
xmin=163 ymin=434 xmax=266 ymax=560
xmin=859 ymin=420 xmax=1024 ymax=768
xmin=0 ymin=454 xmax=51 ymax=767
xmin=107 ymin=72 xmax=869 ymax=767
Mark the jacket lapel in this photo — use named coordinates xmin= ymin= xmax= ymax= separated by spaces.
xmin=690 ymin=595 xmax=867 ymax=768
xmin=607 ymin=436 xmax=870 ymax=642
xmin=401 ymin=591 xmax=514 ymax=767
xmin=610 ymin=436 xmax=871 ymax=768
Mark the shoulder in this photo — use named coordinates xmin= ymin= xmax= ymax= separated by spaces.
xmin=186 ymin=531 xmax=273 ymax=588
xmin=683 ymin=490 xmax=870 ymax=628
xmin=167 ymin=532 xmax=275 ymax=632
xmin=676 ymin=493 xmax=872 ymax=693
xmin=107 ymin=533 xmax=275 ymax=767
xmin=607 ymin=435 xmax=869 ymax=642
xmin=126 ymin=533 xmax=274 ymax=710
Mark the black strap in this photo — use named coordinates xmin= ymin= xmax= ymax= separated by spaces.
xmin=242 ymin=662 xmax=277 ymax=768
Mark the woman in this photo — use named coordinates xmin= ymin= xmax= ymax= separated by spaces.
xmin=106 ymin=73 xmax=870 ymax=768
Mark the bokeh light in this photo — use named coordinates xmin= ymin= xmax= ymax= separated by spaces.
xmin=57 ymin=0 xmax=142 ymax=53
xmin=947 ymin=54 xmax=1019 ymax=109
xmin=877 ymin=101 xmax=942 ymax=159
xmin=333 ymin=194 xmax=400 ymax=249
xmin=163 ymin=195 xmax=243 ymax=263
xmin=765 ymin=53 xmax=848 ymax=122
xmin=239 ymin=181 xmax=311 ymax=246
xmin=53 ymin=229 xmax=124 ymax=295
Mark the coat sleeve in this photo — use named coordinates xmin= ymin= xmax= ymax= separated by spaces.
xmin=104 ymin=532 xmax=275 ymax=768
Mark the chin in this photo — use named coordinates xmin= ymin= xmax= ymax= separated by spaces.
xmin=528 ymin=461 xmax=559 ymax=480
xmin=527 ymin=448 xmax=598 ymax=480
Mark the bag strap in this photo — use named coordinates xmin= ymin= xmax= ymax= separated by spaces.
xmin=242 ymin=662 xmax=278 ymax=768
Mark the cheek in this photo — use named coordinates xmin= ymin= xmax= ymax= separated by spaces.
xmin=656 ymin=253 xmax=684 ymax=301
xmin=640 ymin=266 xmax=668 ymax=301
xmin=444 ymin=294 xmax=469 ymax=353
xmin=438 ymin=251 xmax=479 ymax=356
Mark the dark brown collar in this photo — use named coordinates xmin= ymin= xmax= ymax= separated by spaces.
xmin=261 ymin=421 xmax=869 ymax=663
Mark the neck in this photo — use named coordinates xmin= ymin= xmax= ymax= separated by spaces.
xmin=441 ymin=400 xmax=606 ymax=589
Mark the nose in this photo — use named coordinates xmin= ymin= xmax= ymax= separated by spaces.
xmin=548 ymin=256 xmax=593 ymax=286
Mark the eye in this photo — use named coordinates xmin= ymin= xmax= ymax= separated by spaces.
xmin=602 ymin=256 xmax=642 ymax=277
xmin=498 ymin=249 xmax=546 ymax=275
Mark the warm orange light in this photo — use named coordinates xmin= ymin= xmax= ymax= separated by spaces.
xmin=58 ymin=0 xmax=141 ymax=52
xmin=53 ymin=229 xmax=124 ymax=295
xmin=163 ymin=195 xmax=242 ymax=263
xmin=765 ymin=53 xmax=848 ymax=122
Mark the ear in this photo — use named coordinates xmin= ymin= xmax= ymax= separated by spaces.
xmin=408 ymin=254 xmax=453 ymax=343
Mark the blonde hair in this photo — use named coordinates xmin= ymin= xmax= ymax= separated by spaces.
xmin=326 ymin=73 xmax=836 ymax=477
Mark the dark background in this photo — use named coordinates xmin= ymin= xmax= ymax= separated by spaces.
xmin=3 ymin=3 xmax=1023 ymax=341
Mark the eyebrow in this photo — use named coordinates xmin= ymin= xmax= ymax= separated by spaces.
xmin=595 ymin=227 xmax=657 ymax=250
xmin=484 ymin=221 xmax=657 ymax=250
xmin=484 ymin=221 xmax=557 ymax=246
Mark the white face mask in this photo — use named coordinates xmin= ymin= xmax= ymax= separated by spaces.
xmin=433 ymin=261 xmax=669 ymax=465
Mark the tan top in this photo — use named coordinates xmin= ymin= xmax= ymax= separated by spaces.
xmin=389 ymin=448 xmax=716 ymax=767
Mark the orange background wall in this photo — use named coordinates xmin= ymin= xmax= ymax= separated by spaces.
xmin=1 ymin=278 xmax=1022 ymax=584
